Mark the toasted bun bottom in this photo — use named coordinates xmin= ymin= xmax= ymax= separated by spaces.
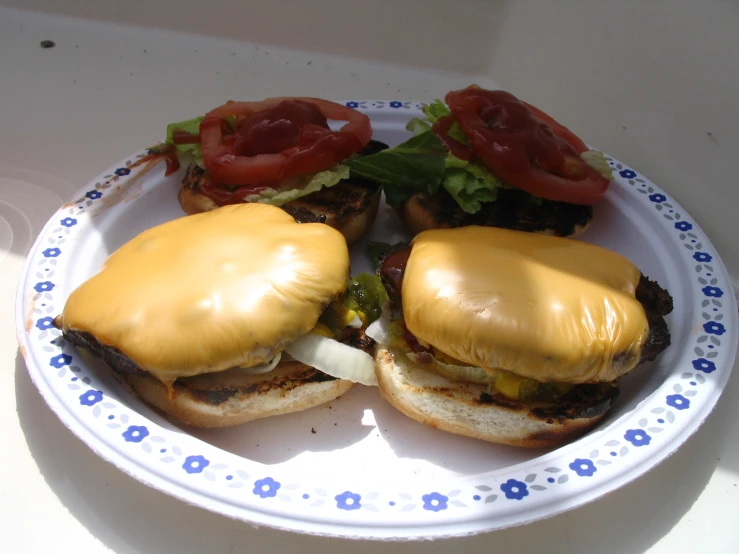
xmin=324 ymin=187 xmax=380 ymax=246
xmin=178 ymin=172 xmax=381 ymax=245
xmin=374 ymin=346 xmax=617 ymax=448
xmin=398 ymin=193 xmax=592 ymax=238
xmin=117 ymin=360 xmax=353 ymax=428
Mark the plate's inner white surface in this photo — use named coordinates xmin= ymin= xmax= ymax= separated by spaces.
xmin=61 ymin=125 xmax=685 ymax=483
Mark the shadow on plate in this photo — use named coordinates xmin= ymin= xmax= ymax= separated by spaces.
xmin=186 ymin=385 xmax=375 ymax=465
xmin=15 ymin=348 xmax=739 ymax=554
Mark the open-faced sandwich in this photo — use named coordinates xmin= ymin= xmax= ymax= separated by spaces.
xmin=161 ymin=97 xmax=388 ymax=244
xmin=366 ymin=226 xmax=673 ymax=448
xmin=55 ymin=203 xmax=385 ymax=427
xmin=349 ymin=85 xmax=614 ymax=237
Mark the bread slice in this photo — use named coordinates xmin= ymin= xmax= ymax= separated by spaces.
xmin=118 ymin=361 xmax=352 ymax=428
xmin=398 ymin=191 xmax=592 ymax=238
xmin=374 ymin=346 xmax=618 ymax=448
xmin=179 ymin=164 xmax=381 ymax=245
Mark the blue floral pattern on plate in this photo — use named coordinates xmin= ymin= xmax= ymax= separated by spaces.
xmin=182 ymin=455 xmax=210 ymax=474
xmin=122 ymin=425 xmax=150 ymax=443
xmin=692 ymin=358 xmax=716 ymax=373
xmin=421 ymin=492 xmax=448 ymax=511
xmin=569 ymin=459 xmax=597 ymax=477
xmin=253 ymin=477 xmax=280 ymax=498
xmin=50 ymin=353 xmax=72 ymax=368
xmin=34 ymin=281 xmax=55 ymax=293
xmin=666 ymin=394 xmax=690 ymax=410
xmin=79 ymin=389 xmax=103 ymax=406
xmin=42 ymin=248 xmax=61 ymax=258
xmin=335 ymin=491 xmax=362 ymax=510
xmin=624 ymin=429 xmax=651 ymax=447
xmin=14 ymin=102 xmax=737 ymax=539
xmin=500 ymin=479 xmax=529 ymax=500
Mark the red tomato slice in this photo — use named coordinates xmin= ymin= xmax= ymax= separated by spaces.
xmin=200 ymin=98 xmax=371 ymax=187
xmin=445 ymin=86 xmax=609 ymax=205
xmin=171 ymin=130 xmax=201 ymax=144
xmin=522 ymin=101 xmax=589 ymax=154
xmin=431 ymin=115 xmax=474 ymax=161
xmin=266 ymin=97 xmax=373 ymax=145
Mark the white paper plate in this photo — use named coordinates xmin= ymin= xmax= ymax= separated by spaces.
xmin=16 ymin=102 xmax=737 ymax=540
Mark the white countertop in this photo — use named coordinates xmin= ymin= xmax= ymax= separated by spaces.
xmin=2 ymin=2 xmax=738 ymax=552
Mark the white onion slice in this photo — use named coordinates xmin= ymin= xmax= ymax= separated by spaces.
xmin=233 ymin=352 xmax=282 ymax=375
xmin=406 ymin=352 xmax=491 ymax=385
xmin=285 ymin=333 xmax=377 ymax=386
xmin=365 ymin=315 xmax=391 ymax=345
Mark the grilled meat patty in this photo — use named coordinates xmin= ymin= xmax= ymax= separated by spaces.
xmin=400 ymin=188 xmax=594 ymax=237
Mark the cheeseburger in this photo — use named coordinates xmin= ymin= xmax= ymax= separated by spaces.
xmin=367 ymin=226 xmax=673 ymax=447
xmin=349 ymin=85 xmax=614 ymax=238
xmin=161 ymin=96 xmax=388 ymax=245
xmin=56 ymin=203 xmax=383 ymax=428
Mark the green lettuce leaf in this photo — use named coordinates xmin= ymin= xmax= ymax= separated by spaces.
xmin=442 ymin=168 xmax=498 ymax=213
xmin=405 ymin=117 xmax=431 ymax=136
xmin=165 ymin=116 xmax=204 ymax=161
xmin=580 ymin=150 xmax=614 ymax=181
xmin=247 ymin=165 xmax=350 ymax=206
xmin=381 ymin=184 xmax=418 ymax=208
xmin=346 ymin=131 xmax=448 ymax=208
xmin=421 ymin=99 xmax=451 ymax=123
xmin=442 ymin=155 xmax=509 ymax=212
xmin=349 ymin=118 xmax=506 ymax=213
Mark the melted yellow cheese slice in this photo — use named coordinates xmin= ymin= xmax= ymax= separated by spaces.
xmin=61 ymin=203 xmax=349 ymax=387
xmin=402 ymin=227 xmax=649 ymax=384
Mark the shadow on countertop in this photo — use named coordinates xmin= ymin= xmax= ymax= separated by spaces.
xmin=15 ymin=348 xmax=739 ymax=554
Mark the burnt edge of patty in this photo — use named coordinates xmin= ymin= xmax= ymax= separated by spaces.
xmin=409 ymin=188 xmax=593 ymax=237
xmin=638 ymin=274 xmax=673 ymax=362
xmin=55 ymin=326 xmax=339 ymax=406
xmin=280 ymin=204 xmax=327 ymax=224
xmin=338 ymin=325 xmax=375 ymax=355
xmin=636 ymin=273 xmax=674 ymax=316
xmin=475 ymin=382 xmax=621 ymax=423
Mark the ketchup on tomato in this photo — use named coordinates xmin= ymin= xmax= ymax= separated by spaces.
xmin=235 ymin=100 xmax=330 ymax=156
xmin=198 ymin=97 xmax=371 ymax=193
xmin=444 ymin=86 xmax=610 ymax=205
